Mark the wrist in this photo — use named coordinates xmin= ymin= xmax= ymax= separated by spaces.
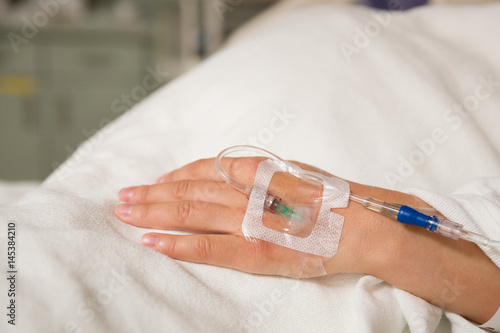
xmin=350 ymin=186 xmax=500 ymax=324
xmin=353 ymin=185 xmax=416 ymax=277
xmin=326 ymin=182 xmax=414 ymax=276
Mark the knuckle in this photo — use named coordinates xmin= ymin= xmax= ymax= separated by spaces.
xmin=189 ymin=159 xmax=207 ymax=178
xmin=247 ymin=157 xmax=264 ymax=171
xmin=202 ymin=182 xmax=220 ymax=200
xmin=248 ymin=239 xmax=280 ymax=264
xmin=136 ymin=185 xmax=150 ymax=202
xmin=161 ymin=237 xmax=176 ymax=256
xmin=138 ymin=205 xmax=150 ymax=220
xmin=252 ymin=240 xmax=273 ymax=260
xmin=192 ymin=236 xmax=212 ymax=259
xmin=172 ymin=180 xmax=190 ymax=199
xmin=234 ymin=205 xmax=247 ymax=219
xmin=176 ymin=201 xmax=192 ymax=223
xmin=231 ymin=157 xmax=264 ymax=176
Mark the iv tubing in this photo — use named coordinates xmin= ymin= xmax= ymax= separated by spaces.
xmin=215 ymin=145 xmax=285 ymax=196
xmin=350 ymin=194 xmax=500 ymax=248
xmin=215 ymin=145 xmax=499 ymax=248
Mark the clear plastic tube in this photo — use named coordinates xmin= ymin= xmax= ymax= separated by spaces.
xmin=349 ymin=194 xmax=401 ymax=220
xmin=426 ymin=215 xmax=462 ymax=240
xmin=429 ymin=216 xmax=499 ymax=246
xmin=215 ymin=145 xmax=284 ymax=196
xmin=459 ymin=228 xmax=495 ymax=246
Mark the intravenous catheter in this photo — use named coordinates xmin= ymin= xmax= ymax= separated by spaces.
xmin=349 ymin=194 xmax=500 ymax=247
xmin=215 ymin=145 xmax=500 ymax=248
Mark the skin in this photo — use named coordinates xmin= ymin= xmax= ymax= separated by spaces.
xmin=115 ymin=157 xmax=500 ymax=325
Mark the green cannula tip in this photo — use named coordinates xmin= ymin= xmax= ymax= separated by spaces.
xmin=275 ymin=202 xmax=300 ymax=220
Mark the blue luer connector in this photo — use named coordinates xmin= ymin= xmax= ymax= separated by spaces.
xmin=397 ymin=205 xmax=431 ymax=229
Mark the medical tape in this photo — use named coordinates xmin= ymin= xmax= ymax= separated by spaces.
xmin=241 ymin=159 xmax=350 ymax=257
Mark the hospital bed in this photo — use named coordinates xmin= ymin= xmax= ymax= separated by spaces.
xmin=1 ymin=0 xmax=499 ymax=332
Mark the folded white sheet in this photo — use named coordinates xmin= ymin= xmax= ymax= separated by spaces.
xmin=1 ymin=2 xmax=499 ymax=332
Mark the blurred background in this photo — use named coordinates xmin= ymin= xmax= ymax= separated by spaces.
xmin=0 ymin=0 xmax=278 ymax=181
xmin=0 ymin=0 xmax=497 ymax=181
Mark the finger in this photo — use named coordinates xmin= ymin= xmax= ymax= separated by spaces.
xmin=156 ymin=158 xmax=219 ymax=183
xmin=119 ymin=180 xmax=246 ymax=206
xmin=156 ymin=157 xmax=266 ymax=185
xmin=154 ymin=159 xmax=323 ymax=212
xmin=115 ymin=201 xmax=243 ymax=233
xmin=140 ymin=233 xmax=299 ymax=276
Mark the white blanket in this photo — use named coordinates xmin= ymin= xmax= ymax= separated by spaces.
xmin=1 ymin=2 xmax=500 ymax=332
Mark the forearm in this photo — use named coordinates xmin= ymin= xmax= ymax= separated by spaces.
xmin=346 ymin=183 xmax=500 ymax=324
xmin=378 ymin=222 xmax=500 ymax=324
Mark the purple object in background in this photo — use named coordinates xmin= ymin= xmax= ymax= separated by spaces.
xmin=367 ymin=0 xmax=428 ymax=10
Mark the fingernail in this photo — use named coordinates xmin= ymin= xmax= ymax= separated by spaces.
xmin=119 ymin=187 xmax=135 ymax=202
xmin=116 ymin=204 xmax=132 ymax=217
xmin=155 ymin=177 xmax=164 ymax=184
xmin=141 ymin=234 xmax=157 ymax=248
